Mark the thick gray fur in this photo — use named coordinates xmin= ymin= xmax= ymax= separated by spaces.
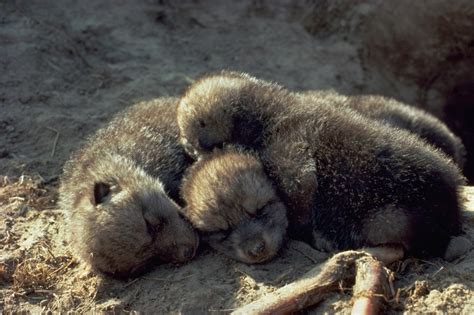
xmin=300 ymin=90 xmax=466 ymax=169
xmin=177 ymin=71 xmax=465 ymax=258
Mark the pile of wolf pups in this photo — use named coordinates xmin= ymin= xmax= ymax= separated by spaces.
xmin=60 ymin=71 xmax=470 ymax=281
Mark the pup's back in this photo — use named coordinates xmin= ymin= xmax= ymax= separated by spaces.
xmin=301 ymin=91 xmax=466 ymax=168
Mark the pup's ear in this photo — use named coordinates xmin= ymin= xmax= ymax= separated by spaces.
xmin=93 ymin=182 xmax=111 ymax=205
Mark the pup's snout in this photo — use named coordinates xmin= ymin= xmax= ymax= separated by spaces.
xmin=246 ymin=240 xmax=267 ymax=260
xmin=198 ymin=137 xmax=214 ymax=151
xmin=177 ymin=245 xmax=197 ymax=262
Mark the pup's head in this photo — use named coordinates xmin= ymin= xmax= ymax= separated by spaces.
xmin=181 ymin=149 xmax=288 ymax=264
xmin=177 ymin=71 xmax=264 ymax=159
xmin=66 ymin=155 xmax=199 ymax=277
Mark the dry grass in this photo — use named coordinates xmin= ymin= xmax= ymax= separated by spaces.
xmin=0 ymin=174 xmax=102 ymax=313
xmin=0 ymin=175 xmax=79 ymax=312
xmin=12 ymin=242 xmax=75 ymax=293
xmin=1 ymin=175 xmax=62 ymax=286
xmin=0 ymin=174 xmax=58 ymax=212
xmin=0 ymin=176 xmax=73 ymax=291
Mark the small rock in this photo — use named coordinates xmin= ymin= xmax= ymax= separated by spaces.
xmin=444 ymin=236 xmax=473 ymax=261
xmin=17 ymin=205 xmax=29 ymax=217
xmin=0 ymin=253 xmax=19 ymax=284
xmin=0 ymin=148 xmax=9 ymax=158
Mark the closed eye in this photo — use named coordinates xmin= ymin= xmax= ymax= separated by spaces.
xmin=143 ymin=208 xmax=165 ymax=239
xmin=247 ymin=205 xmax=265 ymax=218
xmin=145 ymin=219 xmax=161 ymax=240
xmin=202 ymin=230 xmax=230 ymax=242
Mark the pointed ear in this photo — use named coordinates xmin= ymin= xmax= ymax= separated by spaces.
xmin=93 ymin=182 xmax=111 ymax=205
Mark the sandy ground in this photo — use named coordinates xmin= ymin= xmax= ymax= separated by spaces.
xmin=1 ymin=0 xmax=473 ymax=313
xmin=0 ymin=176 xmax=473 ymax=314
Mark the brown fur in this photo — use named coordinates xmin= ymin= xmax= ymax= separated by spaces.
xmin=300 ymin=90 xmax=466 ymax=168
xmin=177 ymin=71 xmax=465 ymax=258
xmin=181 ymin=148 xmax=288 ymax=264
xmin=60 ymin=98 xmax=198 ymax=277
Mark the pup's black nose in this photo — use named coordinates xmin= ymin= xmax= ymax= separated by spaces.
xmin=198 ymin=137 xmax=215 ymax=151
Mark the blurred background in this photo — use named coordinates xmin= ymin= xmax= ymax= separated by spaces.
xmin=1 ymin=0 xmax=473 ymax=181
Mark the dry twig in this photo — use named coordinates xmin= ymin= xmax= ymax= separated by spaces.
xmin=46 ymin=127 xmax=60 ymax=158
xmin=232 ymin=249 xmax=401 ymax=315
